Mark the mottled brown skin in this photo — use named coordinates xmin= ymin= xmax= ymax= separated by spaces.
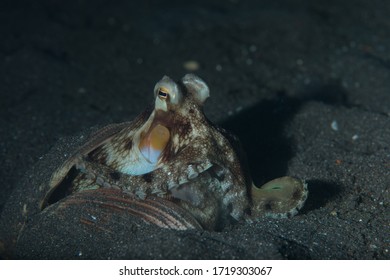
xmin=52 ymin=74 xmax=250 ymax=229
xmin=47 ymin=74 xmax=307 ymax=230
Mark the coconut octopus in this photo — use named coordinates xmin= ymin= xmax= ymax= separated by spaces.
xmin=0 ymin=74 xmax=308 ymax=257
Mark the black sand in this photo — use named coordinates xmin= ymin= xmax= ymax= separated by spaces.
xmin=0 ymin=0 xmax=388 ymax=259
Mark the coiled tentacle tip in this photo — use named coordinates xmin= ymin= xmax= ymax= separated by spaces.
xmin=251 ymin=176 xmax=308 ymax=218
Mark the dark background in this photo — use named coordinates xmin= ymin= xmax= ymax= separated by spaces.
xmin=0 ymin=0 xmax=389 ymax=259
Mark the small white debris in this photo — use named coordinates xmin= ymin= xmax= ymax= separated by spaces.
xmin=352 ymin=134 xmax=359 ymax=141
xmin=369 ymin=244 xmax=378 ymax=249
xmin=90 ymin=215 xmax=97 ymax=221
xmin=78 ymin=251 xmax=83 ymax=257
xmin=330 ymin=210 xmax=338 ymax=216
xmin=331 ymin=120 xmax=339 ymax=131
xmin=216 ymin=64 xmax=222 ymax=71
xmin=183 ymin=60 xmax=200 ymax=71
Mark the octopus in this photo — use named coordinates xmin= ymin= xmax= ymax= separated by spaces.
xmin=43 ymin=74 xmax=308 ymax=230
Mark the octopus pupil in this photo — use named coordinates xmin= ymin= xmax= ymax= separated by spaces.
xmin=158 ymin=90 xmax=168 ymax=98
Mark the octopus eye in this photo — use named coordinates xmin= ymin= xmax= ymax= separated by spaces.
xmin=154 ymin=76 xmax=180 ymax=107
xmin=158 ymin=87 xmax=169 ymax=100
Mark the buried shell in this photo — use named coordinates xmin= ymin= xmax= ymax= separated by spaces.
xmin=9 ymin=188 xmax=202 ymax=259
xmin=42 ymin=188 xmax=202 ymax=231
